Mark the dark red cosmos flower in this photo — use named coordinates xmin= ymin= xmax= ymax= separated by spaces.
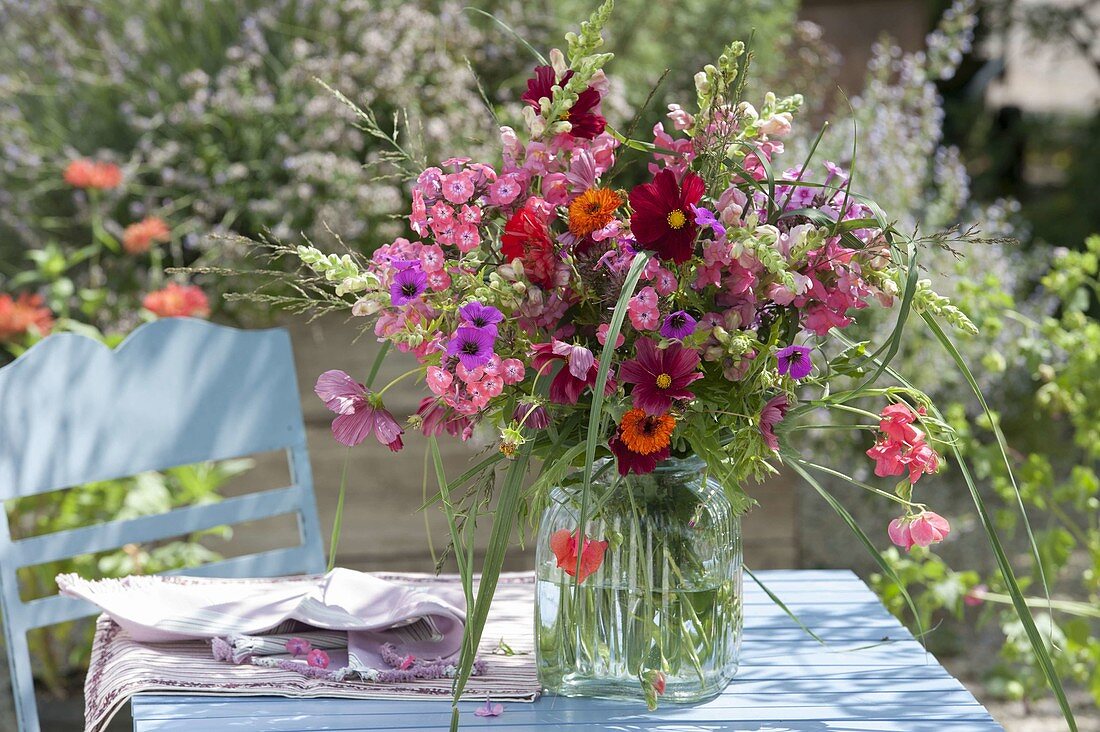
xmin=619 ymin=338 xmax=703 ymax=415
xmin=530 ymin=340 xmax=616 ymax=405
xmin=629 ymin=170 xmax=706 ymax=263
xmin=501 ymin=198 xmax=556 ymax=289
xmin=521 ymin=65 xmax=606 ymax=140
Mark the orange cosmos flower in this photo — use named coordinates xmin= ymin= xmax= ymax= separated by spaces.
xmin=122 ymin=216 xmax=171 ymax=254
xmin=142 ymin=283 xmax=210 ymax=319
xmin=618 ymin=407 xmax=676 ymax=455
xmin=63 ymin=159 xmax=123 ymax=190
xmin=0 ymin=293 xmax=55 ymax=343
xmin=568 ymin=187 xmax=623 ymax=238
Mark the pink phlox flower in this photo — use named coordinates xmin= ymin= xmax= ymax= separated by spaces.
xmin=488 ymin=173 xmax=524 ymax=207
xmin=441 ymin=171 xmax=475 ymax=204
xmin=426 ymin=366 xmax=453 ymax=396
xmin=306 ymin=649 xmax=330 ymax=669
xmin=499 ymin=358 xmax=526 ymax=384
xmin=416 ymin=167 xmax=444 ymax=202
xmin=629 ymin=307 xmax=660 ymax=331
xmin=596 ymin=323 xmax=625 ymax=349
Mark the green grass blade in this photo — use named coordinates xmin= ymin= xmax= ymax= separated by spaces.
xmin=463 ymin=7 xmax=548 ymax=65
xmin=744 ymin=565 xmax=825 ymax=645
xmin=365 ymin=341 xmax=390 ymax=389
xmin=326 ymin=447 xmax=351 ymax=571
xmin=449 ymin=442 xmax=532 ymax=719
xmin=575 ymin=253 xmax=649 ymax=580
xmin=786 ymin=457 xmax=926 ymax=645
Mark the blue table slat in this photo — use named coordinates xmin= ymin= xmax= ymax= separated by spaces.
xmin=132 ymin=570 xmax=1003 ymax=731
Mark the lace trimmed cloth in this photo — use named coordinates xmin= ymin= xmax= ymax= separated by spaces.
xmin=63 ymin=571 xmax=539 ymax=732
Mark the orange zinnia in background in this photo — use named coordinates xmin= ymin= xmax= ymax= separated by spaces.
xmin=0 ymin=293 xmax=55 ymax=343
xmin=122 ymin=217 xmax=171 ymax=254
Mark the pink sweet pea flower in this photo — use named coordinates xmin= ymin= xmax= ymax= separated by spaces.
xmin=889 ymin=511 xmax=950 ymax=551
xmin=314 ymin=370 xmax=404 ymax=451
xmin=887 ymin=516 xmax=914 ymax=551
xmin=909 ymin=511 xmax=950 ymax=547
xmin=866 ymin=440 xmax=906 ymax=478
xmin=549 ymin=529 xmax=608 ymax=583
xmin=879 ymin=403 xmax=923 ymax=444
xmin=906 ymin=441 xmax=940 ymax=484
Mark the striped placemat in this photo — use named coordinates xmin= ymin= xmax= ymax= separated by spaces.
xmin=84 ymin=572 xmax=539 ymax=732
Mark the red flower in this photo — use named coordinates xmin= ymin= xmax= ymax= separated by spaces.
xmin=549 ymin=529 xmax=608 ymax=582
xmin=530 ymin=340 xmax=615 ymax=405
xmin=63 ymin=159 xmax=123 ymax=190
xmin=629 ymin=170 xmax=705 ymax=263
xmin=521 ymin=66 xmax=606 ymax=140
xmin=501 ymin=199 xmax=556 ymax=290
xmin=618 ymin=338 xmax=703 ymax=415
xmin=142 ymin=283 xmax=210 ymax=319
xmin=0 ymin=293 xmax=54 ymax=343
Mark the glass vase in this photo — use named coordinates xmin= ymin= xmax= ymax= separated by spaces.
xmin=534 ymin=456 xmax=742 ymax=702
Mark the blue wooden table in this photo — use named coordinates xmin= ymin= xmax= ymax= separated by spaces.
xmin=131 ymin=570 xmax=1003 ymax=731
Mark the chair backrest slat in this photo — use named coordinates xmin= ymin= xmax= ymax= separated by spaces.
xmin=0 ymin=319 xmax=326 ymax=732
xmin=7 ymin=483 xmax=309 ymax=569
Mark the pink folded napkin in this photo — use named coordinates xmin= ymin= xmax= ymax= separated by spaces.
xmin=57 ymin=568 xmax=466 ymax=674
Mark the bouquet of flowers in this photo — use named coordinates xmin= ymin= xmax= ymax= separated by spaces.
xmin=265 ymin=2 xmax=1074 ymax=728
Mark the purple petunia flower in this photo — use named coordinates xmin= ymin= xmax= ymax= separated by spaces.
xmin=776 ymin=344 xmax=813 ymax=380
xmin=459 ymin=301 xmax=504 ymax=335
xmin=446 ymin=326 xmax=495 ymax=370
xmin=390 ymin=265 xmax=428 ymax=306
xmin=692 ymin=205 xmax=726 ymax=240
xmin=660 ymin=310 xmax=697 ymax=341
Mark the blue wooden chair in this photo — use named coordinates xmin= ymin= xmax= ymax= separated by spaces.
xmin=0 ymin=318 xmax=326 ymax=732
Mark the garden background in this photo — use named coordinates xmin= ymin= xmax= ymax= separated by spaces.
xmin=0 ymin=0 xmax=1097 ymax=729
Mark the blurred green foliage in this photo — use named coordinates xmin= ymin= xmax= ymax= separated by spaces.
xmin=872 ymin=235 xmax=1100 ymax=705
xmin=7 ymin=459 xmax=252 ymax=695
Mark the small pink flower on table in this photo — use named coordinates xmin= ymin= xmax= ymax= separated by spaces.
xmin=314 ymin=370 xmax=404 ymax=451
xmin=474 ymin=696 xmax=504 ymax=717
xmin=306 ymin=649 xmax=330 ymax=669
xmin=285 ymin=638 xmax=311 ymax=657
xmin=549 ymin=529 xmax=608 ymax=583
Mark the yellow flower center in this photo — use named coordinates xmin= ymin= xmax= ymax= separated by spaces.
xmin=666 ymin=209 xmax=687 ymax=229
xmin=655 ymin=373 xmax=673 ymax=389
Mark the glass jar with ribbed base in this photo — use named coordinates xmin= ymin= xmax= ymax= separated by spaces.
xmin=535 ymin=456 xmax=742 ymax=704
